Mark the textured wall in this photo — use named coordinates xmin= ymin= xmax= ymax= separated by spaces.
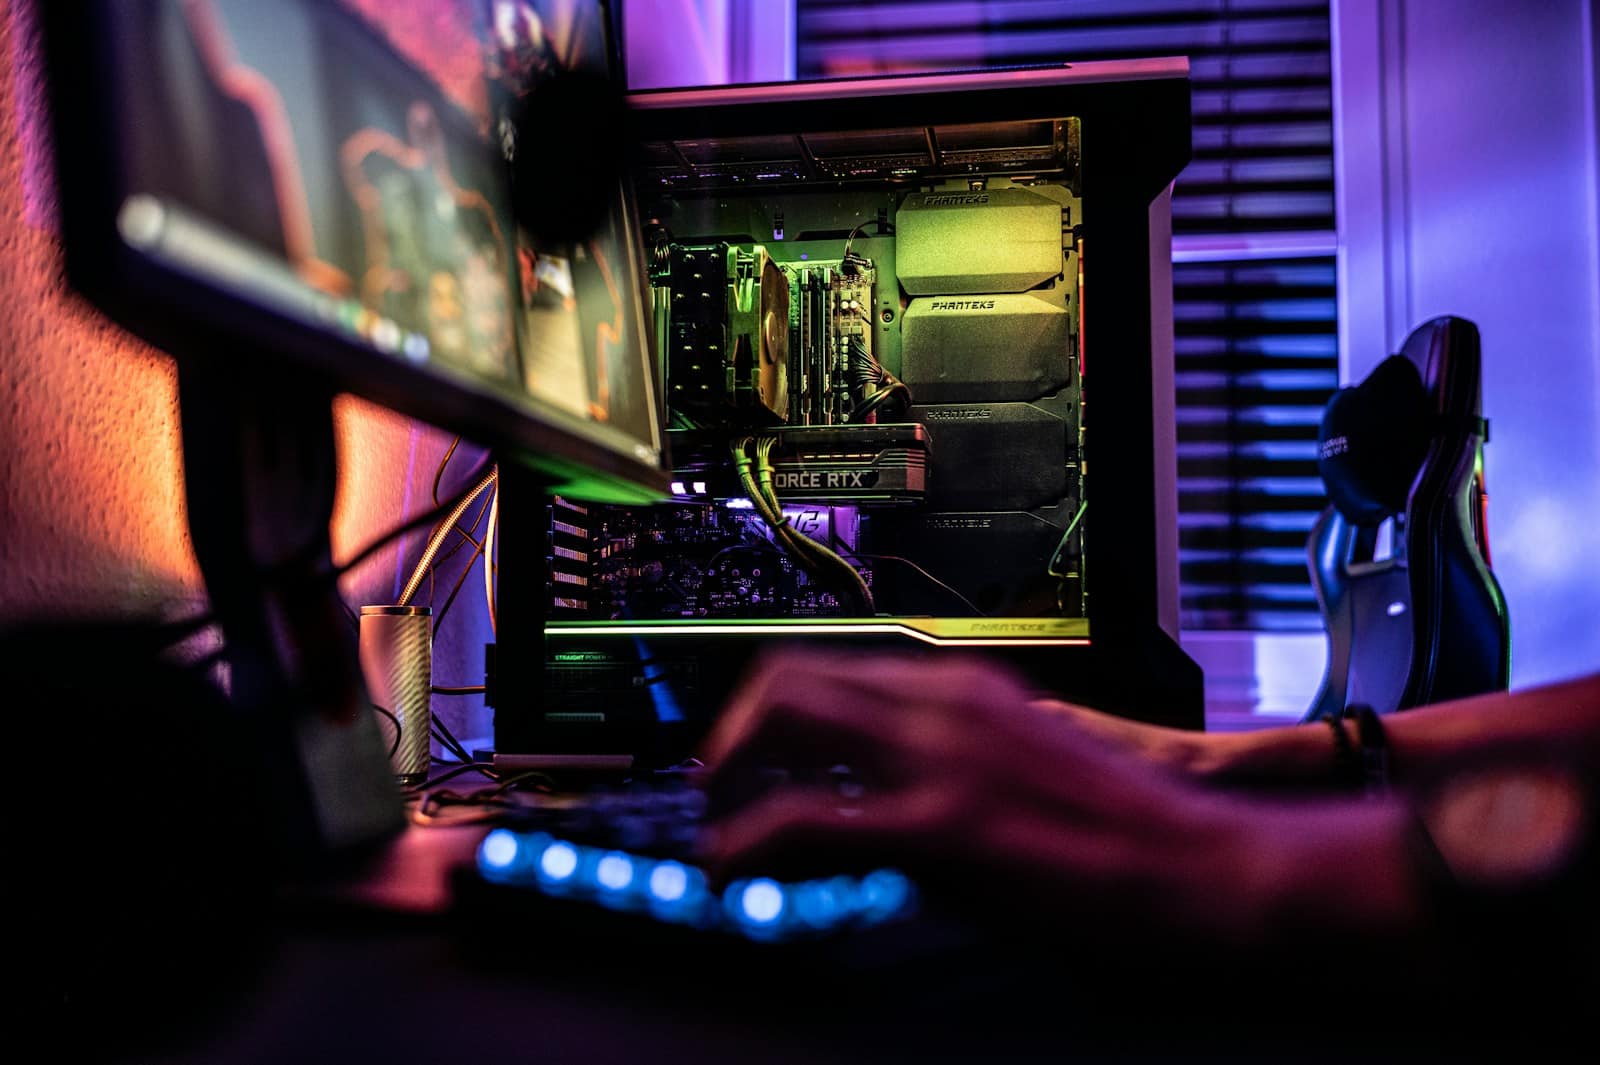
xmin=0 ymin=1 xmax=496 ymax=740
xmin=0 ymin=1 xmax=201 ymax=615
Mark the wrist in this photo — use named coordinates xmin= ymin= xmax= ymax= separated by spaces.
xmin=1195 ymin=726 xmax=1329 ymax=786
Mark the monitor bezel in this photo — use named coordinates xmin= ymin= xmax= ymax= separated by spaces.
xmin=44 ymin=0 xmax=670 ymax=506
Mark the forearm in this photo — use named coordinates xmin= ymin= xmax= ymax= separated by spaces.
xmin=1233 ymin=797 xmax=1422 ymax=947
xmin=1380 ymin=672 xmax=1600 ymax=777
xmin=976 ymin=765 xmax=1421 ymax=950
xmin=1112 ymin=792 xmax=1572 ymax=1005
xmin=1192 ymin=672 xmax=1600 ymax=789
xmin=1031 ymin=697 xmax=1394 ymax=788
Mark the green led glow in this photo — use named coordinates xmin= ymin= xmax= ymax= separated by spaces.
xmin=545 ymin=617 xmax=1090 ymax=647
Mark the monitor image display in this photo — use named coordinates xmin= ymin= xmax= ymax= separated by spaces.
xmin=54 ymin=0 xmax=665 ymax=502
xmin=480 ymin=0 xmax=660 ymax=471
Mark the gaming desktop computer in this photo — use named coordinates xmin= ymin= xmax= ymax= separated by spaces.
xmin=43 ymin=0 xmax=1198 ymax=801
xmin=521 ymin=62 xmax=1202 ymax=760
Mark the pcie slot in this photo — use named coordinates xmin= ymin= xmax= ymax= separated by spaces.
xmin=549 ymin=500 xmax=592 ymax=613
xmin=552 ymin=519 xmax=587 ymax=539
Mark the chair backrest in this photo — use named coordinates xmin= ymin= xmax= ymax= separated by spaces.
xmin=1304 ymin=316 xmax=1510 ymax=721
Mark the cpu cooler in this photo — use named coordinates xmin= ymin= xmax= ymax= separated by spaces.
xmin=663 ymin=243 xmax=789 ymax=424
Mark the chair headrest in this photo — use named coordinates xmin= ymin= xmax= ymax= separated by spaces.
xmin=1317 ymin=354 xmax=1431 ymax=526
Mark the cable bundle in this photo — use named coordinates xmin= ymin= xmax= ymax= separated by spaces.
xmin=729 ymin=437 xmax=875 ymax=615
xmin=848 ymin=337 xmax=911 ymax=423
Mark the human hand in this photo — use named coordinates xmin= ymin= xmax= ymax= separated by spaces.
xmin=694 ymin=649 xmax=1254 ymax=940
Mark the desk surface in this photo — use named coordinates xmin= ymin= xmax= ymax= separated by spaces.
xmin=43 ymin=760 xmax=1583 ymax=1065
xmin=96 ymin=814 xmax=1585 ymax=1065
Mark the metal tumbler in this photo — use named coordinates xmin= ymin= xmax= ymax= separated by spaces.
xmin=359 ymin=605 xmax=433 ymax=786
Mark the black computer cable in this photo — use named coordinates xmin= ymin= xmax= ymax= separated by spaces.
xmin=846 ymin=337 xmax=911 ymax=422
xmin=418 ymin=761 xmax=497 ymax=787
xmin=164 ymin=456 xmax=496 ymax=647
xmin=431 ymin=434 xmax=463 ymax=507
xmin=840 ymin=217 xmax=892 ymax=272
xmin=370 ymin=704 xmax=403 ymax=760
xmin=839 ymin=548 xmax=985 ymax=617
xmin=430 ymin=530 xmax=489 ymax=636
xmin=334 ymin=454 xmax=496 ymax=582
xmin=431 ymin=717 xmax=478 ymax=766
xmin=408 ymin=765 xmax=564 ymax=826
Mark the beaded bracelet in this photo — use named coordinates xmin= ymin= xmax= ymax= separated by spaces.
xmin=1324 ymin=712 xmax=1362 ymax=791
xmin=1351 ymin=704 xmax=1392 ymax=797
xmin=1325 ymin=703 xmax=1391 ymax=796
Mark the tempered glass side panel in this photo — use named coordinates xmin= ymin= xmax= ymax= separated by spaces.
xmin=569 ymin=110 xmax=1086 ymax=627
xmin=559 ymin=62 xmax=1204 ymax=728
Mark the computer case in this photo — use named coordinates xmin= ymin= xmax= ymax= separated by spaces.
xmin=493 ymin=60 xmax=1202 ymax=761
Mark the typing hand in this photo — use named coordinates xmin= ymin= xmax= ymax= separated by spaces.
xmin=693 ymin=649 xmax=1237 ymax=936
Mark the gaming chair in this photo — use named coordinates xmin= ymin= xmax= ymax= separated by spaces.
xmin=1304 ymin=316 xmax=1510 ymax=721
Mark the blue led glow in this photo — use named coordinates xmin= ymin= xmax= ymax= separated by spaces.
xmin=858 ymin=869 xmax=912 ymax=923
xmin=724 ymin=497 xmax=755 ymax=510
xmin=479 ymin=829 xmax=520 ymax=871
xmin=649 ymin=861 xmax=689 ymax=903
xmin=539 ymin=841 xmax=579 ymax=882
xmin=595 ymin=853 xmax=635 ymax=892
xmin=793 ymin=879 xmax=848 ymax=928
xmin=739 ymin=879 xmax=785 ymax=925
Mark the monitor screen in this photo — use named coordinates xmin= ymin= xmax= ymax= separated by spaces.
xmin=480 ymin=0 xmax=661 ymax=476
xmin=53 ymin=0 xmax=666 ymax=502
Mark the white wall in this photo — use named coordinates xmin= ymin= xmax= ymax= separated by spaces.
xmin=1334 ymin=0 xmax=1600 ymax=687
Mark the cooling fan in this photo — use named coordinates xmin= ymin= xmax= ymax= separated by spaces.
xmin=663 ymin=243 xmax=789 ymax=424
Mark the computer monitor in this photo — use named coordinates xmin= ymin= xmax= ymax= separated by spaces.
xmin=41 ymin=0 xmax=665 ymax=845
xmin=45 ymin=0 xmax=666 ymax=505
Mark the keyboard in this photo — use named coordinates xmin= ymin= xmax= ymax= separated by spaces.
xmin=467 ymin=771 xmax=919 ymax=944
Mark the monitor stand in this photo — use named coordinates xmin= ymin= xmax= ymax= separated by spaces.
xmin=178 ymin=358 xmax=405 ymax=860
xmin=485 ymin=459 xmax=634 ymax=773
